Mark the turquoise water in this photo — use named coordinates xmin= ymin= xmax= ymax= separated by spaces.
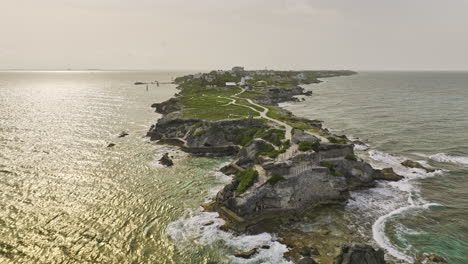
xmin=284 ymin=72 xmax=468 ymax=263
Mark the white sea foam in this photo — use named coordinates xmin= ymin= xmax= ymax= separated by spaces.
xmin=354 ymin=144 xmax=370 ymax=151
xmin=429 ymin=153 xmax=468 ymax=165
xmin=348 ymin=149 xmax=446 ymax=263
xmin=167 ymin=211 xmax=292 ymax=264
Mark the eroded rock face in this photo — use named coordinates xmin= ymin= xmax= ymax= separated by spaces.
xmin=159 ymin=153 xmax=174 ymax=167
xmin=151 ymin=97 xmax=181 ymax=115
xmin=333 ymin=159 xmax=378 ymax=190
xmin=334 ymin=244 xmax=385 ymax=264
xmin=236 ymin=139 xmax=272 ymax=167
xmin=375 ymin=168 xmax=404 ymax=181
xmin=256 ymin=87 xmax=310 ymax=105
xmin=401 ymin=159 xmax=435 ymax=173
xmin=147 ymin=118 xmax=267 ymax=155
xmin=292 ymin=130 xmax=319 ymax=144
xmin=220 ymin=167 xmax=349 ymax=218
xmin=216 ymin=143 xmax=382 ymax=220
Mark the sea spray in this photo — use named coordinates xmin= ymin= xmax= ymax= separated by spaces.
xmin=349 ymin=146 xmax=445 ymax=262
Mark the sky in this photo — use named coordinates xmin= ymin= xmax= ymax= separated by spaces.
xmin=1 ymin=0 xmax=468 ymax=71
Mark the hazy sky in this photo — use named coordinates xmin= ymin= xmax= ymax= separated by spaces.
xmin=2 ymin=0 xmax=468 ymax=70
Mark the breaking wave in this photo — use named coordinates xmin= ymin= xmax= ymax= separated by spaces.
xmin=348 ymin=149 xmax=445 ymax=262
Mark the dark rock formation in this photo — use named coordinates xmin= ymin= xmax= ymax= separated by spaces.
xmin=298 ymin=257 xmax=318 ymax=264
xmin=107 ymin=143 xmax=116 ymax=148
xmin=292 ymin=130 xmax=319 ymax=144
xmin=151 ymin=97 xmax=181 ymax=115
xmin=256 ymin=87 xmax=311 ymax=106
xmin=118 ymin=131 xmax=129 ymax=138
xmin=147 ymin=118 xmax=267 ymax=155
xmin=401 ymin=160 xmax=435 ymax=173
xmin=334 ymin=244 xmax=385 ymax=264
xmin=215 ymin=143 xmax=383 ymax=222
xmin=375 ymin=168 xmax=404 ymax=181
xmin=234 ymin=248 xmax=258 ymax=259
xmin=421 ymin=253 xmax=448 ymax=263
xmin=159 ymin=153 xmax=174 ymax=167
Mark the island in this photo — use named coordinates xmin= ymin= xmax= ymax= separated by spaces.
xmin=146 ymin=67 xmax=445 ymax=264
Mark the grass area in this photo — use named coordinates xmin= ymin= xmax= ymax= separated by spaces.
xmin=266 ymin=174 xmax=286 ymax=185
xmin=235 ymin=169 xmax=259 ymax=193
xmin=181 ymin=95 xmax=260 ymax=120
xmin=298 ymin=141 xmax=320 ymax=151
xmin=266 ymin=106 xmax=320 ymax=133
xmin=237 ymin=99 xmax=264 ymax=112
xmin=237 ymin=90 xmax=263 ymax=98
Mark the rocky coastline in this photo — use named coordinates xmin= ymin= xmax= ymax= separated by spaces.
xmin=146 ymin=69 xmax=446 ymax=264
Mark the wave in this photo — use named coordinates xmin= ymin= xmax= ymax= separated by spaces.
xmin=347 ymin=149 xmax=445 ymax=262
xmin=166 ymin=162 xmax=292 ymax=263
xmin=429 ymin=153 xmax=468 ymax=165
xmin=167 ymin=211 xmax=292 ymax=264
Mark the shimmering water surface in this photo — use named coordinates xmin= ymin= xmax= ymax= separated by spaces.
xmin=284 ymin=72 xmax=468 ymax=263
xmin=0 ymin=71 xmax=238 ymax=263
xmin=2 ymin=71 xmax=468 ymax=264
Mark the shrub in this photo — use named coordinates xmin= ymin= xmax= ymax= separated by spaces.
xmin=255 ymin=141 xmax=276 ymax=157
xmin=266 ymin=174 xmax=286 ymax=185
xmin=298 ymin=141 xmax=320 ymax=151
xmin=193 ymin=129 xmax=206 ymax=137
xmin=319 ymin=160 xmax=344 ymax=177
xmin=258 ymin=129 xmax=285 ymax=146
xmin=345 ymin=154 xmax=358 ymax=161
xmin=235 ymin=169 xmax=259 ymax=193
xmin=327 ymin=136 xmax=347 ymax=144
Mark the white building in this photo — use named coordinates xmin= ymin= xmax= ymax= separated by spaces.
xmin=225 ymin=82 xmax=237 ymax=87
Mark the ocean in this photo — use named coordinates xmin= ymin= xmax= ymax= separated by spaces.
xmin=1 ymin=71 xmax=467 ymax=263
xmin=283 ymin=71 xmax=468 ymax=263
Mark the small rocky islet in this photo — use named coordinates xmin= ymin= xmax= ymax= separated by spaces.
xmin=146 ymin=68 xmax=446 ymax=264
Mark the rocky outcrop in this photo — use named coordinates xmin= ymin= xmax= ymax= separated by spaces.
xmin=151 ymin=97 xmax=181 ymax=115
xmin=147 ymin=117 xmax=267 ymax=155
xmin=118 ymin=131 xmax=129 ymax=138
xmin=256 ymin=87 xmax=312 ymax=106
xmin=292 ymin=130 xmax=319 ymax=144
xmin=375 ymin=168 xmax=404 ymax=181
xmin=234 ymin=248 xmax=258 ymax=259
xmin=159 ymin=153 xmax=174 ymax=167
xmin=216 ymin=143 xmax=383 ymax=223
xmin=401 ymin=160 xmax=435 ymax=173
xmin=334 ymin=244 xmax=385 ymax=264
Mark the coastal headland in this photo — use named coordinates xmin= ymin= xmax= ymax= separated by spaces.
xmin=146 ymin=68 xmax=444 ymax=264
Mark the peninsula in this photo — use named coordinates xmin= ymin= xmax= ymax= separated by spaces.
xmin=146 ymin=67 xmax=442 ymax=264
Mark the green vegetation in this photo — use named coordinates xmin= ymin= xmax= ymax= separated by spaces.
xmin=345 ymin=154 xmax=358 ymax=161
xmin=235 ymin=169 xmax=259 ymax=193
xmin=319 ymin=160 xmax=344 ymax=177
xmin=266 ymin=106 xmax=320 ymax=133
xmin=258 ymin=128 xmax=285 ymax=146
xmin=237 ymin=90 xmax=262 ymax=98
xmin=233 ymin=127 xmax=265 ymax=147
xmin=266 ymin=174 xmax=286 ymax=185
xmin=172 ymin=69 xmax=355 ymax=125
xmin=327 ymin=136 xmax=347 ymax=144
xmin=255 ymin=141 xmax=276 ymax=158
xmin=193 ymin=129 xmax=206 ymax=137
xmin=298 ymin=141 xmax=320 ymax=151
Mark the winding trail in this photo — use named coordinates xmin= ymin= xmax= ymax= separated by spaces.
xmin=221 ymin=87 xmax=328 ymax=143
